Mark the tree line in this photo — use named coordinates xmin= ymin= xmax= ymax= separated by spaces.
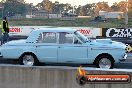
xmin=0 ymin=0 xmax=132 ymax=18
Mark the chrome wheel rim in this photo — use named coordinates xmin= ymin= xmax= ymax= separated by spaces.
xmin=23 ymin=55 xmax=34 ymax=66
xmin=99 ymin=58 xmax=111 ymax=69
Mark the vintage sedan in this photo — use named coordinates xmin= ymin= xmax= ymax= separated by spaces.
xmin=0 ymin=28 xmax=127 ymax=68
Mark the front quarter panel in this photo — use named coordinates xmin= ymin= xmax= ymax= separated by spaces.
xmin=87 ymin=41 xmax=126 ymax=63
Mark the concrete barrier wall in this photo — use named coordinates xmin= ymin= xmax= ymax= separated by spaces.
xmin=0 ymin=65 xmax=132 ymax=88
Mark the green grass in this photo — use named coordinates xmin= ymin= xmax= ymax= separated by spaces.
xmin=1 ymin=18 xmax=132 ymax=28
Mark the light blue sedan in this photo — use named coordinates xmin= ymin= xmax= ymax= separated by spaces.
xmin=0 ymin=28 xmax=127 ymax=69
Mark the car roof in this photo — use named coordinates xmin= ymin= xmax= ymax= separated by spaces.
xmin=26 ymin=28 xmax=78 ymax=43
xmin=33 ymin=28 xmax=77 ymax=33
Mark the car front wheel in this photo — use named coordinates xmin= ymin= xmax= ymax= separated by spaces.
xmin=96 ymin=56 xmax=114 ymax=69
xmin=19 ymin=54 xmax=39 ymax=66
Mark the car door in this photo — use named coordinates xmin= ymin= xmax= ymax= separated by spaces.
xmin=35 ymin=32 xmax=58 ymax=63
xmin=58 ymin=32 xmax=88 ymax=64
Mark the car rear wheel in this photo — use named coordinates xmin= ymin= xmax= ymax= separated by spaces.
xmin=19 ymin=54 xmax=39 ymax=66
xmin=96 ymin=56 xmax=114 ymax=69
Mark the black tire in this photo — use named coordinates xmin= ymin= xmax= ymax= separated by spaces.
xmin=19 ymin=53 xmax=39 ymax=66
xmin=95 ymin=55 xmax=114 ymax=69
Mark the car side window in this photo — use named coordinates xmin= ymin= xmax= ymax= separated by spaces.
xmin=59 ymin=32 xmax=73 ymax=44
xmin=59 ymin=32 xmax=81 ymax=44
xmin=74 ymin=37 xmax=81 ymax=44
xmin=37 ymin=32 xmax=57 ymax=43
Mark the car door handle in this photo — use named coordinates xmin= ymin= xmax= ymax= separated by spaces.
xmin=36 ymin=45 xmax=40 ymax=47
xmin=58 ymin=46 xmax=63 ymax=48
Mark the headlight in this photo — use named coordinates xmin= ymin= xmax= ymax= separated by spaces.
xmin=0 ymin=52 xmax=2 ymax=57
